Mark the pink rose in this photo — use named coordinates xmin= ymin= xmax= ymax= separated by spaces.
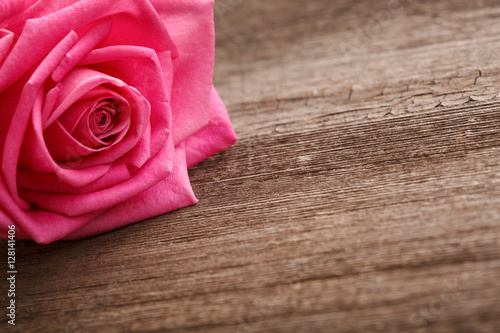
xmin=0 ymin=0 xmax=237 ymax=243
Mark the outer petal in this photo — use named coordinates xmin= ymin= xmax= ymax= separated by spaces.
xmin=0 ymin=29 xmax=14 ymax=64
xmin=2 ymin=30 xmax=79 ymax=209
xmin=19 ymin=136 xmax=176 ymax=216
xmin=0 ymin=175 xmax=103 ymax=243
xmin=0 ymin=0 xmax=24 ymax=28
xmin=0 ymin=0 xmax=177 ymax=91
xmin=0 ymin=137 xmax=179 ymax=244
xmin=64 ymin=142 xmax=197 ymax=240
xmin=185 ymin=86 xmax=237 ymax=168
xmin=149 ymin=0 xmax=215 ymax=144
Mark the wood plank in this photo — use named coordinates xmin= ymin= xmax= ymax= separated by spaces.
xmin=1 ymin=0 xmax=500 ymax=332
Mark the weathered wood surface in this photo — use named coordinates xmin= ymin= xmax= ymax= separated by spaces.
xmin=2 ymin=0 xmax=500 ymax=332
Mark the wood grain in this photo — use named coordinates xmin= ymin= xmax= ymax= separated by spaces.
xmin=2 ymin=0 xmax=500 ymax=332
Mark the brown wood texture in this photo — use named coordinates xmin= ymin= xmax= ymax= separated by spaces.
xmin=2 ymin=0 xmax=500 ymax=332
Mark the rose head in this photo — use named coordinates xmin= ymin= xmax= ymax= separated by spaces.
xmin=0 ymin=0 xmax=237 ymax=243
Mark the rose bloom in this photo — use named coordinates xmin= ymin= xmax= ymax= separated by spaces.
xmin=0 ymin=0 xmax=237 ymax=243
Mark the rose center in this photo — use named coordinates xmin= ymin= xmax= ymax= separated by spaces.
xmin=90 ymin=99 xmax=119 ymax=137
xmin=98 ymin=113 xmax=107 ymax=126
xmin=42 ymin=84 xmax=135 ymax=164
xmin=94 ymin=108 xmax=113 ymax=133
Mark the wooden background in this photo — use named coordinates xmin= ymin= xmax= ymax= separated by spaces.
xmin=2 ymin=0 xmax=500 ymax=331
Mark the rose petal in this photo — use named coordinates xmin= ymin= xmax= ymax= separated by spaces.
xmin=21 ymin=209 xmax=102 ymax=244
xmin=149 ymin=0 xmax=215 ymax=144
xmin=18 ymin=116 xmax=152 ymax=194
xmin=124 ymin=123 xmax=151 ymax=170
xmin=19 ymin=103 xmax=113 ymax=188
xmin=2 ymin=140 xmax=192 ymax=244
xmin=64 ymin=142 xmax=197 ymax=240
xmin=52 ymin=17 xmax=113 ymax=82
xmin=0 ymin=208 xmax=29 ymax=240
xmin=69 ymin=99 xmax=130 ymax=150
xmin=79 ymin=45 xmax=172 ymax=158
xmin=185 ymin=86 xmax=238 ymax=168
xmin=0 ymin=29 xmax=14 ymax=64
xmin=44 ymin=67 xmax=150 ymax=168
xmin=19 ymin=135 xmax=176 ymax=216
xmin=55 ymin=87 xmax=127 ymax=133
xmin=1 ymin=0 xmax=177 ymax=91
xmin=43 ymin=120 xmax=109 ymax=163
xmin=1 ymin=30 xmax=78 ymax=209
xmin=0 ymin=69 xmax=25 ymax=158
xmin=0 ymin=170 xmax=103 ymax=243
xmin=0 ymin=176 xmax=103 ymax=243
xmin=41 ymin=83 xmax=62 ymax=125
xmin=0 ymin=0 xmax=24 ymax=28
